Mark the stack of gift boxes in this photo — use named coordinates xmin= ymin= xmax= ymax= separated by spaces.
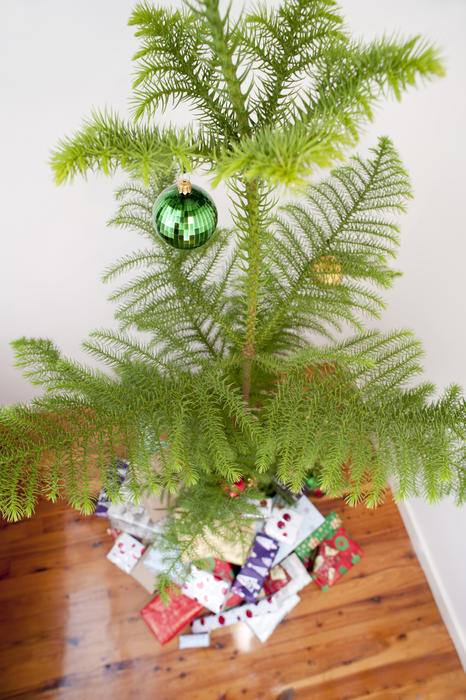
xmin=96 ymin=460 xmax=363 ymax=649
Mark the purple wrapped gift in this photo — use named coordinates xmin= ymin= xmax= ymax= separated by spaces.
xmin=94 ymin=460 xmax=129 ymax=518
xmin=230 ymin=532 xmax=280 ymax=603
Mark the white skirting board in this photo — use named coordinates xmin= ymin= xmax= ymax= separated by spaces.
xmin=396 ymin=501 xmax=466 ymax=671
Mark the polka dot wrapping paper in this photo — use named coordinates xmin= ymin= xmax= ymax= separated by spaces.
xmin=106 ymin=532 xmax=146 ymax=574
xmin=191 ymin=594 xmax=280 ymax=633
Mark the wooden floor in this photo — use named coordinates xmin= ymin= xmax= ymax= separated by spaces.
xmin=0 ymin=495 xmax=464 ymax=700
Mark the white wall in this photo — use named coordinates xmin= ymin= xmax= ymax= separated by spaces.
xmin=340 ymin=0 xmax=466 ymax=669
xmin=1 ymin=0 xmax=465 ymax=665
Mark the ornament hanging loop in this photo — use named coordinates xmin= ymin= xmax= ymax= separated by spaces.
xmin=177 ymin=173 xmax=192 ymax=195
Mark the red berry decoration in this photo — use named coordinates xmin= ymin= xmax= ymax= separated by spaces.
xmin=225 ymin=477 xmax=246 ymax=498
xmin=277 ymin=520 xmax=285 ymax=529
xmin=218 ymin=615 xmax=225 ymax=625
xmin=246 ymin=610 xmax=253 ymax=618
xmin=283 ymin=513 xmax=291 ymax=521
xmin=260 ymin=499 xmax=267 ymax=507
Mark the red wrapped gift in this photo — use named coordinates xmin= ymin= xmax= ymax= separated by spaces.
xmin=312 ymin=527 xmax=363 ymax=591
xmin=262 ymin=564 xmax=291 ymax=596
xmin=196 ymin=557 xmax=235 ymax=583
xmin=224 ymin=592 xmax=244 ymax=610
xmin=141 ymin=586 xmax=204 ymax=645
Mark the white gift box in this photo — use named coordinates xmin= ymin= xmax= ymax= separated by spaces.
xmin=142 ymin=525 xmax=184 ymax=584
xmin=107 ymin=501 xmax=158 ymax=541
xmin=245 ymin=553 xmax=311 ymax=642
xmin=191 ymin=594 xmax=280 ymax=633
xmin=243 ymin=498 xmax=273 ymax=519
xmin=272 ymin=495 xmax=325 ymax=565
xmin=245 ymin=593 xmax=301 ymax=642
xmin=264 ymin=505 xmax=303 ymax=545
xmin=106 ymin=532 xmax=146 ymax=574
xmin=182 ymin=565 xmax=232 ymax=614
xmin=274 ymin=553 xmax=312 ymax=602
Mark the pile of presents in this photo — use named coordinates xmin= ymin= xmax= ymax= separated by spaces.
xmin=96 ymin=461 xmax=363 ymax=649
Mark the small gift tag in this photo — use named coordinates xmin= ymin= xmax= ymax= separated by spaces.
xmin=182 ymin=565 xmax=231 ymax=614
xmin=191 ymin=595 xmax=279 ymax=633
xmin=264 ymin=505 xmax=303 ymax=544
xmin=179 ymin=632 xmax=210 ymax=649
xmin=107 ymin=532 xmax=146 ymax=574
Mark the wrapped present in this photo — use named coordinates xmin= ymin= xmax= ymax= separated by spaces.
xmin=191 ymin=594 xmax=280 ymax=633
xmin=272 ymin=495 xmax=325 ymax=565
xmin=305 ymin=474 xmax=326 ymax=497
xmin=94 ymin=460 xmax=129 ymax=518
xmin=245 ymin=593 xmax=301 ymax=643
xmin=262 ymin=564 xmax=291 ymax=596
xmin=107 ymin=532 xmax=146 ymax=574
xmin=142 ymin=530 xmax=185 ymax=584
xmin=181 ymin=520 xmax=258 ymax=566
xmin=179 ymin=633 xmax=210 ymax=649
xmin=264 ymin=504 xmax=303 ymax=545
xmin=224 ymin=591 xmax=244 ymax=610
xmin=243 ymin=498 xmax=273 ymax=519
xmin=195 ymin=557 xmax=235 ymax=583
xmin=230 ymin=533 xmax=279 ymax=603
xmin=181 ymin=565 xmax=231 ymax=613
xmin=130 ymin=549 xmax=157 ymax=593
xmin=274 ymin=553 xmax=312 ymax=602
xmin=141 ymin=586 xmax=204 ymax=646
xmin=108 ymin=501 xmax=160 ymax=541
xmin=294 ymin=511 xmax=342 ymax=568
xmin=312 ymin=527 xmax=363 ymax=591
xmin=271 ymin=476 xmax=307 ymax=503
xmin=138 ymin=491 xmax=170 ymax=523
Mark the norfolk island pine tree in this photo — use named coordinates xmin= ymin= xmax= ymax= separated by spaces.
xmin=1 ymin=1 xmax=464 ymax=574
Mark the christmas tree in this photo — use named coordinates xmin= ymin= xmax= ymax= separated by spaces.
xmin=1 ymin=0 xmax=464 ymax=562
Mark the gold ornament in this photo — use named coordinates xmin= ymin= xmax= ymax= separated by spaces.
xmin=313 ymin=254 xmax=343 ymax=286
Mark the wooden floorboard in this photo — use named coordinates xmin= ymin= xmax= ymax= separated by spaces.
xmin=0 ymin=495 xmax=464 ymax=700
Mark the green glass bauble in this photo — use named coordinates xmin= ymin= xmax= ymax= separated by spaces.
xmin=152 ymin=182 xmax=218 ymax=250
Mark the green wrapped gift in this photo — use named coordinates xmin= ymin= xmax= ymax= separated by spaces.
xmin=294 ymin=511 xmax=343 ymax=566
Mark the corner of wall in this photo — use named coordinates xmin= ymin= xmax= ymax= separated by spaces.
xmin=396 ymin=501 xmax=466 ymax=672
